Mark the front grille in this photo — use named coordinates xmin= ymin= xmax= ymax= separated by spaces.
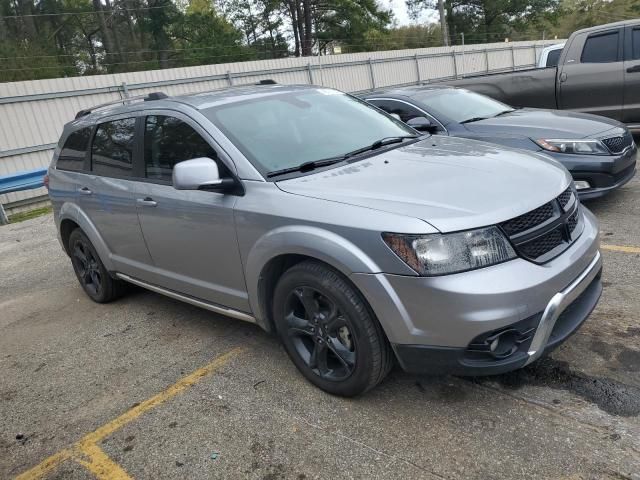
xmin=518 ymin=228 xmax=564 ymax=259
xmin=499 ymin=186 xmax=581 ymax=263
xmin=602 ymin=131 xmax=633 ymax=154
xmin=567 ymin=210 xmax=578 ymax=234
xmin=501 ymin=202 xmax=554 ymax=236
xmin=557 ymin=188 xmax=572 ymax=210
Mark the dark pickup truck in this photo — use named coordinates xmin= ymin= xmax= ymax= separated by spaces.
xmin=447 ymin=20 xmax=640 ymax=129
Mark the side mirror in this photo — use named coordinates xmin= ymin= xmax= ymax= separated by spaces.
xmin=406 ymin=116 xmax=435 ymax=132
xmin=173 ymin=158 xmax=234 ymax=192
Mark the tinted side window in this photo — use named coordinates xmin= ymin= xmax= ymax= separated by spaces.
xmin=91 ymin=118 xmax=136 ymax=177
xmin=57 ymin=128 xmax=91 ymax=171
xmin=581 ymin=31 xmax=619 ymax=63
xmin=144 ymin=115 xmax=225 ymax=182
xmin=368 ymin=99 xmax=424 ymax=123
xmin=633 ymin=28 xmax=640 ymax=60
xmin=546 ymin=49 xmax=562 ymax=67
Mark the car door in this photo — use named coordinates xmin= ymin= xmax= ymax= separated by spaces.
xmin=134 ymin=112 xmax=250 ymax=313
xmin=559 ymin=28 xmax=624 ymax=120
xmin=623 ymin=25 xmax=640 ymax=125
xmin=80 ymin=115 xmax=154 ymax=279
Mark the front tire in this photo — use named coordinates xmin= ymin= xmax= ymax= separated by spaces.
xmin=273 ymin=261 xmax=393 ymax=396
xmin=68 ymin=228 xmax=126 ymax=303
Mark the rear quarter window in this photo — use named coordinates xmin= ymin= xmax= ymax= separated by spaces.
xmin=57 ymin=127 xmax=91 ymax=171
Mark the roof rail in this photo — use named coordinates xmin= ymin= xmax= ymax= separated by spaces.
xmin=257 ymin=79 xmax=277 ymax=85
xmin=75 ymin=92 xmax=169 ymax=119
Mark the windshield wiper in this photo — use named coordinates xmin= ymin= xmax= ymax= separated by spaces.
xmin=493 ymin=109 xmax=516 ymax=117
xmin=266 ymin=135 xmax=418 ymax=178
xmin=266 ymin=156 xmax=346 ymax=178
xmin=460 ymin=116 xmax=489 ymax=124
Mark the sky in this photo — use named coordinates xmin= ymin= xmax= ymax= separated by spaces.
xmin=387 ymin=0 xmax=439 ymax=26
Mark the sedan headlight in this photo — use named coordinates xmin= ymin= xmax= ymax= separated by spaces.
xmin=534 ymin=138 xmax=609 ymax=155
xmin=382 ymin=227 xmax=517 ymax=276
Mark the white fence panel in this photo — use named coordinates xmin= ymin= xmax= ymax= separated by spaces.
xmin=0 ymin=39 xmax=560 ymax=213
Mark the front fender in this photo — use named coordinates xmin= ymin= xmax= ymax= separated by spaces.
xmin=58 ymin=201 xmax=114 ymax=271
xmin=245 ymin=225 xmax=382 ymax=325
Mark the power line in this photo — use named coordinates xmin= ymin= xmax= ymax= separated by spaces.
xmin=0 ymin=4 xmax=177 ymax=19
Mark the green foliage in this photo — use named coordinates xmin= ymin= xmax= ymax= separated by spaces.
xmin=1 ymin=0 xmax=637 ymax=82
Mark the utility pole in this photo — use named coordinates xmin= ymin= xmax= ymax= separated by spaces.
xmin=438 ymin=0 xmax=450 ymax=46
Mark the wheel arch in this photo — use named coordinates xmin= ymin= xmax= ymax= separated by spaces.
xmin=246 ymin=226 xmax=382 ymax=332
xmin=58 ymin=201 xmax=114 ymax=271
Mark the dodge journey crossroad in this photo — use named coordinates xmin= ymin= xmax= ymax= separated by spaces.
xmin=48 ymin=83 xmax=603 ymax=396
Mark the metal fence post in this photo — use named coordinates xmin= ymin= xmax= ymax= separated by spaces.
xmin=511 ymin=45 xmax=516 ymax=71
xmin=368 ymin=58 xmax=376 ymax=90
xmin=452 ymin=51 xmax=458 ymax=79
xmin=460 ymin=33 xmax=465 ymax=77
xmin=414 ymin=53 xmax=421 ymax=83
xmin=484 ymin=49 xmax=489 ymax=72
xmin=226 ymin=71 xmax=234 ymax=86
xmin=307 ymin=63 xmax=314 ymax=84
xmin=0 ymin=203 xmax=8 ymax=225
xmin=121 ymin=82 xmax=130 ymax=98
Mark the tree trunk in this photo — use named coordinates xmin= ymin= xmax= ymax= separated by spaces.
xmin=16 ymin=0 xmax=38 ymax=41
xmin=287 ymin=0 xmax=301 ymax=56
xmin=92 ymin=0 xmax=120 ymax=70
xmin=295 ymin=1 xmax=306 ymax=56
xmin=301 ymin=0 xmax=313 ymax=56
xmin=437 ymin=0 xmax=449 ymax=46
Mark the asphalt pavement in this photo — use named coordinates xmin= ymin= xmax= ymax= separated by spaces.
xmin=1 ymin=176 xmax=639 ymax=479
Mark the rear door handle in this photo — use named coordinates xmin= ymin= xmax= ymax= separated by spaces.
xmin=136 ymin=197 xmax=157 ymax=207
xmin=78 ymin=187 xmax=92 ymax=195
xmin=627 ymin=65 xmax=640 ymax=73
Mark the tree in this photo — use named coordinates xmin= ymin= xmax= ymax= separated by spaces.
xmin=407 ymin=0 xmax=561 ymax=44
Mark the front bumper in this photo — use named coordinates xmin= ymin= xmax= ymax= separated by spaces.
xmin=550 ymin=144 xmax=637 ymax=200
xmin=393 ymin=251 xmax=602 ymax=375
xmin=350 ymin=208 xmax=601 ymax=376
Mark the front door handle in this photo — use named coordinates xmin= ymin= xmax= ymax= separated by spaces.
xmin=627 ymin=65 xmax=640 ymax=73
xmin=136 ymin=197 xmax=157 ymax=207
xmin=78 ymin=187 xmax=92 ymax=195
xmin=560 ymin=72 xmax=567 ymax=82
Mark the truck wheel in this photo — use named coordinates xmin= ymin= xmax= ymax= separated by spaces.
xmin=68 ymin=228 xmax=126 ymax=303
xmin=273 ymin=260 xmax=393 ymax=396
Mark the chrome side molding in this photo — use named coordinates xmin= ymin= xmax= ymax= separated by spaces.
xmin=116 ymin=273 xmax=256 ymax=324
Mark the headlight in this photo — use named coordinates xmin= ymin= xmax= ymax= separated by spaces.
xmin=382 ymin=226 xmax=517 ymax=276
xmin=534 ymin=138 xmax=609 ymax=155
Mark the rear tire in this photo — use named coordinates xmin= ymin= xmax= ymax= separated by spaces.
xmin=68 ymin=228 xmax=127 ymax=303
xmin=273 ymin=260 xmax=393 ymax=396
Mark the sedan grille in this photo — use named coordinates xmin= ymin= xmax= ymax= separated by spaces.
xmin=499 ymin=186 xmax=582 ymax=263
xmin=602 ymin=131 xmax=633 ymax=154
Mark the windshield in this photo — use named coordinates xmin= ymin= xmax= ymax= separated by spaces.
xmin=203 ymin=89 xmax=416 ymax=176
xmin=411 ymin=89 xmax=513 ymax=124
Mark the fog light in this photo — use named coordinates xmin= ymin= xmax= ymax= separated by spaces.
xmin=574 ymin=180 xmax=591 ymax=190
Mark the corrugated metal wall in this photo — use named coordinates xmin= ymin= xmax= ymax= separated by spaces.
xmin=0 ymin=39 xmax=559 ymax=212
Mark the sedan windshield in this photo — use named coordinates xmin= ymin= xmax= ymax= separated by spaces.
xmin=203 ymin=89 xmax=416 ymax=176
xmin=411 ymin=89 xmax=514 ymax=124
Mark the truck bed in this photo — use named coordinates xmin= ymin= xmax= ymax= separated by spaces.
xmin=442 ymin=67 xmax=558 ymax=110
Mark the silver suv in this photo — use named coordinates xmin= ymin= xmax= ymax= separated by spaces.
xmin=48 ymin=84 xmax=602 ymax=396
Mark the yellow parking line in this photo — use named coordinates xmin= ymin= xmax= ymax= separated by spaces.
xmin=14 ymin=347 xmax=244 ymax=480
xmin=601 ymin=244 xmax=640 ymax=254
xmin=73 ymin=443 xmax=133 ymax=480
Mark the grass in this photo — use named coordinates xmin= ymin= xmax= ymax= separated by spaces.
xmin=7 ymin=206 xmax=53 ymax=223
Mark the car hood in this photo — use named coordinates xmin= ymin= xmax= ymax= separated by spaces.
xmin=463 ymin=108 xmax=624 ymax=139
xmin=276 ymin=136 xmax=572 ymax=233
